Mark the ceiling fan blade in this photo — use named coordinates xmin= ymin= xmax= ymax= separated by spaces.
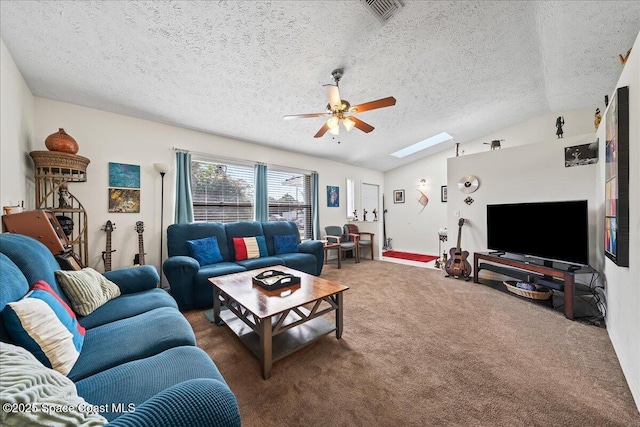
xmin=322 ymin=84 xmax=342 ymax=111
xmin=314 ymin=123 xmax=330 ymax=138
xmin=351 ymin=116 xmax=375 ymax=133
xmin=349 ymin=96 xmax=396 ymax=114
xmin=283 ymin=112 xmax=332 ymax=120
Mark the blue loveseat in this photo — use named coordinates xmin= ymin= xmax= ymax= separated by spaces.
xmin=0 ymin=233 xmax=240 ymax=426
xmin=164 ymin=221 xmax=324 ymax=311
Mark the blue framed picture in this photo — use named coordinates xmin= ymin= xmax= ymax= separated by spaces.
xmin=327 ymin=186 xmax=339 ymax=207
xmin=109 ymin=162 xmax=140 ymax=189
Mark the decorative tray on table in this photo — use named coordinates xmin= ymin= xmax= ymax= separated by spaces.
xmin=252 ymin=270 xmax=301 ymax=291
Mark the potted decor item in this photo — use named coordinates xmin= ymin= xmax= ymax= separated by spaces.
xmin=45 ymin=128 xmax=79 ymax=154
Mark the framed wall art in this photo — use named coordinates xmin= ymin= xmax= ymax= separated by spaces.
xmin=327 ymin=185 xmax=339 ymax=207
xmin=109 ymin=162 xmax=140 ymax=188
xmin=393 ymin=189 xmax=405 ymax=204
xmin=564 ymin=142 xmax=598 ymax=167
xmin=604 ymin=86 xmax=629 ymax=267
xmin=108 ymin=189 xmax=140 ymax=213
xmin=441 ymin=186 xmax=448 ymax=202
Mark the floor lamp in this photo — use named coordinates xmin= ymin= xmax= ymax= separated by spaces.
xmin=154 ymin=163 xmax=171 ymax=289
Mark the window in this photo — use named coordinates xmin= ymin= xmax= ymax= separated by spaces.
xmin=267 ymin=169 xmax=312 ymax=239
xmin=191 ymin=160 xmax=254 ymax=222
xmin=191 ymin=159 xmax=313 ymax=239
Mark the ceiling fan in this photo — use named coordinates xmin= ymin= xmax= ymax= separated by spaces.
xmin=283 ymin=68 xmax=396 ymax=138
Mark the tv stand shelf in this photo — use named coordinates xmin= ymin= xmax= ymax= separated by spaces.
xmin=474 ymin=252 xmax=575 ymax=320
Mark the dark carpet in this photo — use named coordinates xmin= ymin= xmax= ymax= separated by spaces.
xmin=184 ymin=260 xmax=640 ymax=427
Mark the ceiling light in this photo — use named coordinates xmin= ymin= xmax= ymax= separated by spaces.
xmin=391 ymin=132 xmax=453 ymax=158
xmin=343 ymin=117 xmax=356 ymax=132
xmin=327 ymin=116 xmax=340 ymax=130
xmin=329 ymin=126 xmax=340 ymax=136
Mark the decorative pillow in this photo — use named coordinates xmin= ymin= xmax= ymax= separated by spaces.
xmin=0 ymin=342 xmax=108 ymax=426
xmin=274 ymin=234 xmax=299 ymax=255
xmin=187 ymin=236 xmax=224 ymax=265
xmin=54 ymin=268 xmax=121 ymax=316
xmin=2 ymin=280 xmax=85 ymax=375
xmin=233 ymin=236 xmax=268 ymax=261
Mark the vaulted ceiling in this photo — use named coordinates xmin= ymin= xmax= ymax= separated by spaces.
xmin=1 ymin=1 xmax=638 ymax=171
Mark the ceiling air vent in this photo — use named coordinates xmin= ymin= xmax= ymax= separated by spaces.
xmin=360 ymin=0 xmax=403 ymax=24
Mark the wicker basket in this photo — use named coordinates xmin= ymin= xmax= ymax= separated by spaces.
xmin=503 ymin=280 xmax=552 ymax=300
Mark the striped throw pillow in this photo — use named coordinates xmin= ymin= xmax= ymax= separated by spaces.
xmin=2 ymin=280 xmax=85 ymax=375
xmin=233 ymin=236 xmax=268 ymax=261
xmin=54 ymin=268 xmax=121 ymax=316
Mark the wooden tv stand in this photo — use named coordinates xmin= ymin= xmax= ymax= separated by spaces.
xmin=474 ymin=252 xmax=575 ymax=320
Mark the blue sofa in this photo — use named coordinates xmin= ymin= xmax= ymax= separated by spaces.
xmin=0 ymin=233 xmax=240 ymax=426
xmin=164 ymin=221 xmax=324 ymax=311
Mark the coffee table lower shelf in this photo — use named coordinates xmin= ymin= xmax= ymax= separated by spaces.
xmin=219 ymin=307 xmax=336 ymax=365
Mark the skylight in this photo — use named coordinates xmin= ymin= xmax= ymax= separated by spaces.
xmin=391 ymin=132 xmax=453 ymax=158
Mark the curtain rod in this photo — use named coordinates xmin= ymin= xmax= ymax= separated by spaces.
xmin=172 ymin=147 xmax=317 ymax=175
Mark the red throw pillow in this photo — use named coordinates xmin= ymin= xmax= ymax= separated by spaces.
xmin=233 ymin=237 xmax=267 ymax=261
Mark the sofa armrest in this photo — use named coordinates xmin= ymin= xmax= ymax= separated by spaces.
xmin=103 ymin=265 xmax=160 ymax=294
xmin=298 ymin=240 xmax=324 ymax=276
xmin=162 ymin=256 xmax=200 ymax=311
xmin=107 ymin=378 xmax=240 ymax=427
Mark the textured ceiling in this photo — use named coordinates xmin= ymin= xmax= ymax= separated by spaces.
xmin=1 ymin=1 xmax=638 ymax=171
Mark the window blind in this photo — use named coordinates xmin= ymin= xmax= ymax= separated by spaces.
xmin=267 ymin=169 xmax=312 ymax=239
xmin=191 ymin=160 xmax=255 ymax=223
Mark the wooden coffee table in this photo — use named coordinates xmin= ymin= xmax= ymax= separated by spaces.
xmin=209 ymin=266 xmax=349 ymax=379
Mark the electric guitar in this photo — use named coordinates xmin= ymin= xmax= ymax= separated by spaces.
xmin=445 ymin=218 xmax=472 ymax=279
xmin=101 ymin=220 xmax=116 ymax=272
xmin=133 ymin=221 xmax=146 ymax=266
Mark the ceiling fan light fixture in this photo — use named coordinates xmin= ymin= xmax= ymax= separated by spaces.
xmin=343 ymin=117 xmax=356 ymax=131
xmin=327 ymin=116 xmax=340 ymax=130
xmin=329 ymin=126 xmax=340 ymax=136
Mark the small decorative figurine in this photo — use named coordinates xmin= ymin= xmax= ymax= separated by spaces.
xmin=372 ymin=209 xmax=378 ymax=221
xmin=363 ymin=209 xmax=368 ymax=222
xmin=618 ymin=48 xmax=632 ymax=66
xmin=594 ymin=108 xmax=602 ymax=131
xmin=353 ymin=210 xmax=358 ymax=221
xmin=484 ymin=139 xmax=503 ymax=150
xmin=58 ymin=184 xmax=72 ymax=209
xmin=556 ymin=116 xmax=565 ymax=139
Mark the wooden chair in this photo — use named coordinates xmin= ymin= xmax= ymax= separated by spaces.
xmin=324 ymin=226 xmax=358 ymax=265
xmin=344 ymin=224 xmax=374 ymax=261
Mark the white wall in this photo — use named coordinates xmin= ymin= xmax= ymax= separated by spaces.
xmin=32 ymin=98 xmax=383 ymax=277
xmin=0 ymin=38 xmax=35 ymax=210
xmin=384 ymin=108 xmax=594 ymax=255
xmin=598 ymin=31 xmax=640 ymax=411
xmin=446 ymin=133 xmax=598 ymax=264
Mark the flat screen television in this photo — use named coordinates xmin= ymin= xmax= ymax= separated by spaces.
xmin=486 ymin=200 xmax=589 ymax=267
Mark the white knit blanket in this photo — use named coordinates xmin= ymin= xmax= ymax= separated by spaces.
xmin=0 ymin=342 xmax=107 ymax=426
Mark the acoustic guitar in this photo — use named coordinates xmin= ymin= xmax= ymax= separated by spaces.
xmin=101 ymin=220 xmax=116 ymax=272
xmin=133 ymin=221 xmax=146 ymax=266
xmin=445 ymin=218 xmax=472 ymax=280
